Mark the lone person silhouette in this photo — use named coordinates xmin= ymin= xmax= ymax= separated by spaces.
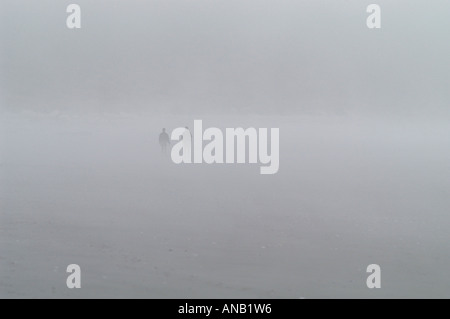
xmin=159 ymin=128 xmax=170 ymax=153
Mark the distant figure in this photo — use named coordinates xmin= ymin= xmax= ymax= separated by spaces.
xmin=159 ymin=128 xmax=170 ymax=153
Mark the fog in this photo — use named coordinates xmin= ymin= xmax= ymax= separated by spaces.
xmin=1 ymin=0 xmax=450 ymax=116
xmin=1 ymin=1 xmax=450 ymax=299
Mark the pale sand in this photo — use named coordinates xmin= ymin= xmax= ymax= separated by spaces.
xmin=1 ymin=113 xmax=449 ymax=298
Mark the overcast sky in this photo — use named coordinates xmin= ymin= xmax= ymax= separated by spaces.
xmin=1 ymin=0 xmax=449 ymax=115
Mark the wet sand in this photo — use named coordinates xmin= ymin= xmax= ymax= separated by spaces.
xmin=1 ymin=113 xmax=449 ymax=298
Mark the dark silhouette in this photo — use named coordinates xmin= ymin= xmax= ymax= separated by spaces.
xmin=159 ymin=128 xmax=170 ymax=153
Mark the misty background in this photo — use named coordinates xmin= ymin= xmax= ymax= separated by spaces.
xmin=1 ymin=0 xmax=450 ymax=116
xmin=1 ymin=1 xmax=450 ymax=299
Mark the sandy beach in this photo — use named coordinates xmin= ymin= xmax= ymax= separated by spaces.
xmin=1 ymin=112 xmax=449 ymax=298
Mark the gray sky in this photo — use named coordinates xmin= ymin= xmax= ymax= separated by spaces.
xmin=1 ymin=0 xmax=449 ymax=115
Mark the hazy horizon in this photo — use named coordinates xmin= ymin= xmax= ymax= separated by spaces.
xmin=1 ymin=0 xmax=449 ymax=116
xmin=1 ymin=1 xmax=450 ymax=299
